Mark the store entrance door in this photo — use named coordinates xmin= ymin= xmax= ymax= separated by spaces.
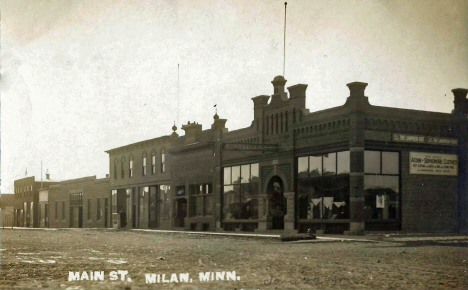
xmin=267 ymin=176 xmax=285 ymax=230
xmin=176 ymin=198 xmax=187 ymax=227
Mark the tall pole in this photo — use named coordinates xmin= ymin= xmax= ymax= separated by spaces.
xmin=283 ymin=2 xmax=287 ymax=77
xmin=41 ymin=161 xmax=43 ymax=189
xmin=177 ymin=63 xmax=180 ymax=126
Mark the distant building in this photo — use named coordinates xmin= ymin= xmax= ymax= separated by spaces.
xmin=0 ymin=194 xmax=15 ymax=227
xmin=13 ymin=174 xmax=59 ymax=227
xmin=48 ymin=176 xmax=110 ymax=228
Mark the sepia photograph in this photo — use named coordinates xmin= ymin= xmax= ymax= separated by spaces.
xmin=1 ymin=0 xmax=468 ymax=289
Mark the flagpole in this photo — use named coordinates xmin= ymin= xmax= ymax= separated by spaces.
xmin=283 ymin=2 xmax=287 ymax=77
xmin=177 ymin=63 xmax=180 ymax=126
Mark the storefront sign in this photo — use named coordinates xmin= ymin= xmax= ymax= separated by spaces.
xmin=393 ymin=134 xmax=425 ymax=143
xmin=426 ymin=137 xmax=458 ymax=146
xmin=393 ymin=134 xmax=458 ymax=146
xmin=223 ymin=143 xmax=278 ymax=151
xmin=409 ymin=152 xmax=458 ymax=176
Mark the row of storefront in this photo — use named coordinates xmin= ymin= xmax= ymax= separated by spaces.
xmin=7 ymin=76 xmax=468 ymax=234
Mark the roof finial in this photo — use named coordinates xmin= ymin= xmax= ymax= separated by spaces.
xmin=172 ymin=121 xmax=177 ymax=132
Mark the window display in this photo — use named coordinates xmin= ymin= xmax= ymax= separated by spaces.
xmin=364 ymin=151 xmax=400 ymax=221
xmin=297 ymin=151 xmax=350 ymax=220
xmin=223 ymin=163 xmax=259 ymax=220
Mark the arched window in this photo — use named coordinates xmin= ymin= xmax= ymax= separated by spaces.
xmin=271 ymin=114 xmax=274 ymax=134
xmin=280 ymin=112 xmax=283 ymax=133
xmin=276 ymin=113 xmax=279 ymax=134
xmin=293 ymin=108 xmax=296 ymax=124
xmin=285 ymin=111 xmax=288 ymax=132
xmin=129 ymin=155 xmax=134 ymax=178
xmin=151 ymin=151 xmax=156 ymax=174
xmin=121 ymin=157 xmax=126 ymax=179
xmin=161 ymin=149 xmax=166 ymax=173
xmin=142 ymin=152 xmax=147 ymax=176
xmin=266 ymin=116 xmax=269 ymax=135
xmin=114 ymin=158 xmax=118 ymax=180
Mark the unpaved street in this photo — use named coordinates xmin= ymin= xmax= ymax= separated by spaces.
xmin=1 ymin=228 xmax=467 ymax=289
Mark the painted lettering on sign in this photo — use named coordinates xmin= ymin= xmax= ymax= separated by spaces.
xmin=409 ymin=152 xmax=458 ymax=176
xmin=393 ymin=134 xmax=425 ymax=143
xmin=393 ymin=134 xmax=458 ymax=146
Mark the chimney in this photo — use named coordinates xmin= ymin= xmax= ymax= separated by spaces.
xmin=46 ymin=173 xmax=50 ymax=180
xmin=452 ymin=88 xmax=468 ymax=115
xmin=347 ymin=82 xmax=368 ymax=98
xmin=272 ymin=75 xmax=287 ymax=94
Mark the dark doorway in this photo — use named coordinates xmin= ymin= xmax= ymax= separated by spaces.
xmin=149 ymin=186 xmax=159 ymax=228
xmin=176 ymin=198 xmax=187 ymax=227
xmin=104 ymin=198 xmax=108 ymax=228
xmin=78 ymin=207 xmax=83 ymax=228
xmin=45 ymin=204 xmax=49 ymax=228
xmin=267 ymin=176 xmax=286 ymax=230
xmin=69 ymin=207 xmax=74 ymax=228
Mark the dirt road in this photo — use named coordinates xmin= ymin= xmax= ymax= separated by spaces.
xmin=1 ymin=228 xmax=467 ymax=289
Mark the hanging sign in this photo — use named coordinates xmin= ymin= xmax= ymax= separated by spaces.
xmin=409 ymin=152 xmax=458 ymax=176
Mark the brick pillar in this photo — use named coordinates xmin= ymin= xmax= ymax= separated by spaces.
xmin=453 ymin=88 xmax=468 ymax=233
xmin=257 ymin=193 xmax=268 ymax=231
xmin=284 ymin=191 xmax=295 ymax=231
xmin=345 ymin=82 xmax=369 ymax=235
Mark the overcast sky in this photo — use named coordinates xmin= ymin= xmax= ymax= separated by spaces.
xmin=1 ymin=0 xmax=467 ymax=193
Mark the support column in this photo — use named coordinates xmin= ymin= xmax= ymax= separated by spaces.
xmin=453 ymin=88 xmax=468 ymax=233
xmin=257 ymin=193 xmax=268 ymax=231
xmin=344 ymin=82 xmax=369 ymax=235
xmin=284 ymin=191 xmax=295 ymax=231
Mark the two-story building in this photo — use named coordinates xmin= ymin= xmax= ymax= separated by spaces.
xmin=13 ymin=174 xmax=59 ymax=227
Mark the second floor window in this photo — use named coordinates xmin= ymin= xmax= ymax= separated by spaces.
xmin=161 ymin=150 xmax=166 ymax=173
xmin=152 ymin=154 xmax=156 ymax=174
xmin=121 ymin=160 xmax=125 ymax=179
xmin=142 ymin=157 xmax=147 ymax=176
xmin=129 ymin=159 xmax=133 ymax=178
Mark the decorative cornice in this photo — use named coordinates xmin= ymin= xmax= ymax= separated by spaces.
xmin=168 ymin=141 xmax=215 ymax=155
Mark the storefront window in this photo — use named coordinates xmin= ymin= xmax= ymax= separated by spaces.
xmin=323 ymin=153 xmax=337 ymax=175
xmin=382 ymin=152 xmax=399 ymax=175
xmin=241 ymin=165 xmax=250 ymax=183
xmin=364 ymin=151 xmax=381 ymax=174
xmin=223 ymin=163 xmax=259 ymax=220
xmin=111 ymin=190 xmax=117 ymax=215
xmin=298 ymin=157 xmax=308 ymax=179
xmin=337 ymin=151 xmax=350 ymax=174
xmin=159 ymin=185 xmax=171 ymax=221
xmin=189 ymin=183 xmax=212 ymax=217
xmin=364 ymin=151 xmax=400 ymax=221
xmin=232 ymin=166 xmax=241 ymax=184
xmin=309 ymin=155 xmax=322 ymax=176
xmin=224 ymin=167 xmax=231 ymax=185
xmin=297 ymin=151 xmax=350 ymax=220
